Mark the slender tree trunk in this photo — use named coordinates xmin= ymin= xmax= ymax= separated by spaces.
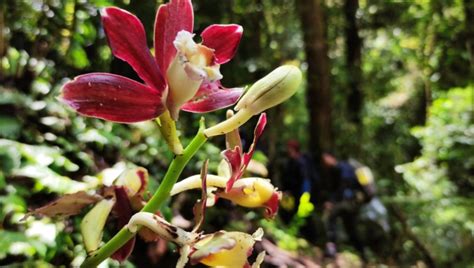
xmin=0 ymin=3 xmax=4 ymax=58
xmin=261 ymin=0 xmax=286 ymax=188
xmin=0 ymin=3 xmax=5 ymax=81
xmin=267 ymin=105 xmax=285 ymax=187
xmin=415 ymin=4 xmax=438 ymax=127
xmin=464 ymin=0 xmax=474 ymax=79
xmin=344 ymin=0 xmax=363 ymax=125
xmin=297 ymin=0 xmax=333 ymax=157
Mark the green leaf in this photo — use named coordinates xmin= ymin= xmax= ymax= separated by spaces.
xmin=66 ymin=44 xmax=90 ymax=69
xmin=0 ymin=140 xmax=21 ymax=174
xmin=0 ymin=231 xmax=34 ymax=258
xmin=0 ymin=116 xmax=22 ymax=138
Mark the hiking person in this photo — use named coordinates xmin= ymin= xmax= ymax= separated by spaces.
xmin=322 ymin=152 xmax=371 ymax=261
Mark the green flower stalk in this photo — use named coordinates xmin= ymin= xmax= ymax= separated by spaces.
xmin=204 ymin=65 xmax=302 ymax=137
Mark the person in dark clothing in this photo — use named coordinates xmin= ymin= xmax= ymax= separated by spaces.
xmin=281 ymin=140 xmax=320 ymax=223
xmin=322 ymin=152 xmax=367 ymax=261
xmin=279 ymin=140 xmax=324 ymax=246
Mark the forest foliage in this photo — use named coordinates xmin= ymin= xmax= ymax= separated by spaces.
xmin=0 ymin=0 xmax=473 ymax=267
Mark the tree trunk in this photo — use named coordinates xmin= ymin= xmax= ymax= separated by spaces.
xmin=266 ymin=105 xmax=285 ymax=188
xmin=464 ymin=0 xmax=474 ymax=78
xmin=0 ymin=3 xmax=4 ymax=58
xmin=344 ymin=0 xmax=363 ymax=125
xmin=297 ymin=0 xmax=333 ymax=157
xmin=0 ymin=3 xmax=4 ymax=82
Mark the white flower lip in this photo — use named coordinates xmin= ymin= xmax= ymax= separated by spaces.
xmin=166 ymin=30 xmax=224 ymax=120
xmin=173 ymin=30 xmax=223 ymax=82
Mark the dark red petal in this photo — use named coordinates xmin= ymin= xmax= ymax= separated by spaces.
xmin=135 ymin=168 xmax=148 ymax=197
xmin=222 ymin=147 xmax=244 ymax=192
xmin=61 ymin=73 xmax=165 ymax=123
xmin=263 ymin=191 xmax=281 ymax=219
xmin=154 ymin=0 xmax=194 ymax=73
xmin=201 ymin=24 xmax=243 ymax=64
xmin=111 ymin=186 xmax=136 ymax=263
xmin=242 ymin=113 xmax=267 ymax=165
xmin=101 ymin=7 xmax=166 ymax=91
xmin=222 ymin=113 xmax=267 ymax=192
xmin=181 ymin=81 xmax=244 ymax=113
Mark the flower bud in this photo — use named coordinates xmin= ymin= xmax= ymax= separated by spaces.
xmin=235 ymin=65 xmax=302 ymax=114
xmin=203 ymin=65 xmax=301 ymax=137
xmin=81 ymin=198 xmax=115 ymax=253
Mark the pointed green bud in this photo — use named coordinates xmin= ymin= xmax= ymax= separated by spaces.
xmin=80 ymin=198 xmax=115 ymax=253
xmin=235 ymin=65 xmax=302 ymax=114
xmin=203 ymin=65 xmax=301 ymax=137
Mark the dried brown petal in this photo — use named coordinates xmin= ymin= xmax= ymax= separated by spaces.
xmin=22 ymin=191 xmax=102 ymax=220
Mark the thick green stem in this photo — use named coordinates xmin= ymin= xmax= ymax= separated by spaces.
xmin=81 ymin=122 xmax=207 ymax=267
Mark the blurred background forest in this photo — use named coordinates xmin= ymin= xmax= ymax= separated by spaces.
xmin=0 ymin=0 xmax=473 ymax=267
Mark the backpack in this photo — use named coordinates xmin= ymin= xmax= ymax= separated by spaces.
xmin=348 ymin=159 xmax=376 ymax=202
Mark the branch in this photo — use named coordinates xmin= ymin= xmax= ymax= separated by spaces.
xmin=389 ymin=204 xmax=436 ymax=268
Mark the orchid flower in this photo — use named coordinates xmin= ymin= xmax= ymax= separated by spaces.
xmin=170 ymin=113 xmax=282 ymax=218
xmin=126 ymin=164 xmax=266 ymax=267
xmin=222 ymin=112 xmax=267 ymax=192
xmin=61 ymin=0 xmax=244 ymax=123
xmin=188 ymin=228 xmax=265 ymax=268
xmin=80 ymin=167 xmax=151 ymax=262
xmin=22 ymin=167 xmax=150 ymax=261
xmin=171 ymin=175 xmax=281 ymax=219
xmin=126 ymin=212 xmax=265 ymax=268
